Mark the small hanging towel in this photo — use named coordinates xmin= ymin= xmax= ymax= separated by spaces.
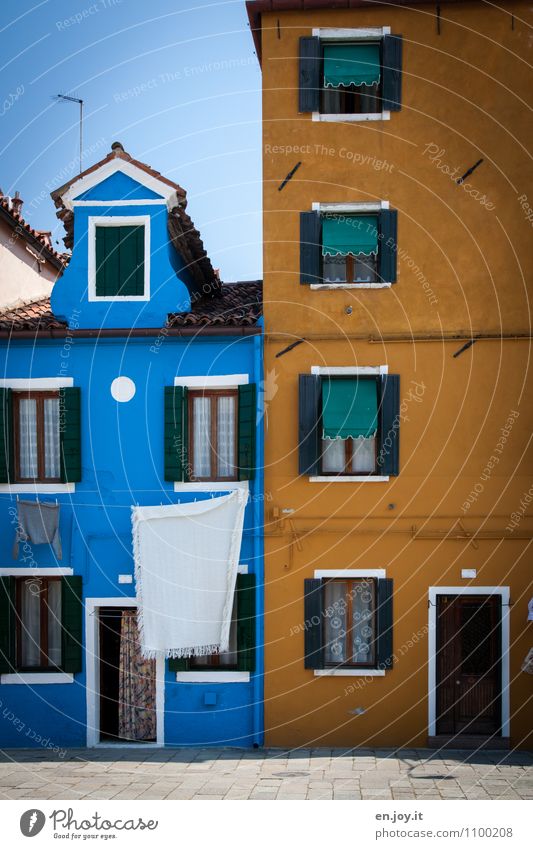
xmin=13 ymin=500 xmax=62 ymax=560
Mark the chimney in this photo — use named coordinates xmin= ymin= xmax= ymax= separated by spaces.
xmin=11 ymin=191 xmax=23 ymax=214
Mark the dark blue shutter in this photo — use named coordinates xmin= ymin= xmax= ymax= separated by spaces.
xmin=300 ymin=212 xmax=322 ymax=285
xmin=61 ymin=576 xmax=83 ymax=673
xmin=376 ymin=578 xmax=394 ymax=669
xmin=299 ymin=36 xmax=321 ymax=113
xmin=298 ymin=374 xmax=321 ymax=476
xmin=382 ymin=35 xmax=403 ymax=111
xmin=0 ymin=388 xmax=13 ymax=484
xmin=60 ymin=387 xmax=82 ymax=483
xmin=304 ymin=578 xmax=323 ymax=669
xmin=377 ymin=374 xmax=400 ymax=476
xmin=378 ymin=210 xmax=398 ymax=283
xmin=0 ymin=577 xmax=16 ymax=673
xmin=238 ymin=383 xmax=256 ymax=481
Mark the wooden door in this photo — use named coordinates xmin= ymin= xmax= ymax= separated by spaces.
xmin=436 ymin=594 xmax=501 ymax=736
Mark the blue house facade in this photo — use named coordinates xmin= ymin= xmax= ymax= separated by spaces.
xmin=0 ymin=144 xmax=263 ymax=749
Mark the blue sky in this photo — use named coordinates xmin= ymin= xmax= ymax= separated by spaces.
xmin=0 ymin=0 xmax=262 ymax=281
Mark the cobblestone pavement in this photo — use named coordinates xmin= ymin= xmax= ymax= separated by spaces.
xmin=0 ymin=747 xmax=532 ymax=801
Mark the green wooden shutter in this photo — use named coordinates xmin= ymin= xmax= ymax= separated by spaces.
xmin=298 ymin=374 xmax=321 ymax=476
xmin=164 ymin=386 xmax=188 ymax=482
xmin=61 ymin=576 xmax=83 ymax=673
xmin=299 ymin=36 xmax=322 ymax=113
xmin=382 ymin=35 xmax=403 ymax=111
xmin=378 ymin=210 xmax=398 ymax=284
xmin=0 ymin=388 xmax=13 ymax=484
xmin=0 ymin=577 xmax=16 ymax=673
xmin=376 ymin=578 xmax=394 ymax=669
xmin=168 ymin=655 xmax=190 ymax=672
xmin=377 ymin=374 xmax=400 ymax=476
xmin=300 ymin=211 xmax=322 ymax=284
xmin=237 ymin=573 xmax=256 ymax=672
xmin=304 ymin=578 xmax=324 ymax=669
xmin=60 ymin=387 xmax=82 ymax=483
xmin=238 ymin=384 xmax=256 ymax=481
xmin=95 ymin=226 xmax=145 ymax=297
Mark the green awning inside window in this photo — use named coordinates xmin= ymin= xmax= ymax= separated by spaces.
xmin=322 ymin=379 xmax=378 ymax=440
xmin=323 ymin=43 xmax=381 ymax=88
xmin=322 ymin=215 xmax=378 ymax=257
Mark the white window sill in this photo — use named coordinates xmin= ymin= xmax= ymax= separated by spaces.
xmin=309 ymin=475 xmax=389 ymax=483
xmin=0 ymin=483 xmax=75 ymax=494
xmin=1 ymin=672 xmax=74 ymax=685
xmin=314 ymin=669 xmax=385 ymax=678
xmin=174 ymin=480 xmax=249 ymax=493
xmin=313 ymin=111 xmax=390 ymax=123
xmin=310 ymin=283 xmax=391 ymax=290
xmin=175 ymin=671 xmax=250 ymax=683
xmin=0 ymin=568 xmax=73 ymax=576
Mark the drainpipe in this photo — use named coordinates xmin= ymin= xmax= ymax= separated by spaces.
xmin=251 ymin=327 xmax=264 ymax=747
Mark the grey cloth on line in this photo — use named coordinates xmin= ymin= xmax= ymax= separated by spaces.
xmin=13 ymin=500 xmax=62 ymax=560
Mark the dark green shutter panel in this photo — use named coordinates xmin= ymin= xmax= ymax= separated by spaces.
xmin=119 ymin=226 xmax=145 ymax=296
xmin=377 ymin=374 xmax=400 ymax=476
xmin=376 ymin=578 xmax=394 ymax=669
xmin=61 ymin=576 xmax=83 ymax=673
xmin=169 ymin=656 xmax=190 ymax=672
xmin=298 ymin=374 xmax=321 ymax=475
xmin=0 ymin=388 xmax=13 ymax=484
xmin=382 ymin=35 xmax=403 ymax=111
xmin=304 ymin=578 xmax=323 ymax=669
xmin=299 ymin=36 xmax=321 ymax=113
xmin=238 ymin=383 xmax=256 ymax=481
xmin=378 ymin=210 xmax=398 ymax=283
xmin=237 ymin=573 xmax=256 ymax=672
xmin=300 ymin=211 xmax=322 ymax=285
xmin=60 ymin=387 xmax=81 ymax=483
xmin=164 ymin=386 xmax=188 ymax=482
xmin=0 ymin=577 xmax=16 ymax=673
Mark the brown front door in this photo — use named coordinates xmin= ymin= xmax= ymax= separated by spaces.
xmin=436 ymin=594 xmax=502 ymax=736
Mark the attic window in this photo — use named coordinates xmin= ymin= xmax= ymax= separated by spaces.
xmin=89 ymin=216 xmax=150 ymax=301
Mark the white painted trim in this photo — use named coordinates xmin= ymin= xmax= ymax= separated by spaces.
xmin=72 ymin=200 xmax=166 ymax=207
xmin=313 ymin=111 xmax=390 ymax=123
xmin=61 ymin=159 xmax=179 ymax=211
xmin=310 ymin=475 xmax=389 ymax=483
xmin=311 ymin=365 xmax=388 ymax=375
xmin=173 ymin=374 xmax=249 ymax=389
xmin=312 ymin=201 xmax=389 ymax=213
xmin=87 ymin=215 xmax=150 ymax=303
xmin=176 ymin=671 xmax=250 ymax=683
xmin=85 ymin=597 xmax=165 ymax=748
xmin=314 ymin=569 xmax=386 ymax=579
xmin=427 ymin=586 xmax=510 ymax=738
xmin=310 ymin=283 xmax=392 ymax=290
xmin=1 ymin=672 xmax=73 ymax=685
xmin=314 ymin=669 xmax=385 ymax=677
xmin=312 ymin=27 xmax=391 ymax=39
xmin=174 ymin=480 xmax=249 ymax=494
xmin=0 ymin=483 xmax=75 ymax=494
xmin=0 ymin=568 xmax=73 ymax=576
xmin=0 ymin=378 xmax=74 ymax=389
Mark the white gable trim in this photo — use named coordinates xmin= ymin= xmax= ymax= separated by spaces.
xmin=61 ymin=159 xmax=180 ymax=211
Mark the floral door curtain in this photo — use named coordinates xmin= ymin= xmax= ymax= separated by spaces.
xmin=118 ymin=610 xmax=156 ymax=741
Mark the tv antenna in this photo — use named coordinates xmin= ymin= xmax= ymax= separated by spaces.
xmin=53 ymin=94 xmax=84 ymax=174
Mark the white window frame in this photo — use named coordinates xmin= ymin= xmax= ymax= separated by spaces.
xmin=175 ymin=565 xmax=250 ymax=683
xmin=312 ymin=27 xmax=391 ymax=124
xmin=173 ymin=374 xmax=249 ymax=493
xmin=0 ymin=377 xmax=75 ymax=494
xmin=428 ymin=586 xmax=510 ymax=738
xmin=308 ymin=366 xmax=390 ymax=482
xmin=311 ymin=201 xmax=391 ymax=290
xmin=88 ymin=215 xmax=150 ymax=303
xmin=313 ymin=568 xmax=386 ymax=677
xmin=0 ymin=567 xmax=74 ymax=685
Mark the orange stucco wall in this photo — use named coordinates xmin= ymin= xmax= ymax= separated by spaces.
xmin=259 ymin=1 xmax=533 ymax=748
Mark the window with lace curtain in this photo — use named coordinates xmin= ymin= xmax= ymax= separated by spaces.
xmin=16 ymin=577 xmax=62 ymax=670
xmin=188 ymin=389 xmax=238 ymax=481
xmin=12 ymin=391 xmax=61 ymax=483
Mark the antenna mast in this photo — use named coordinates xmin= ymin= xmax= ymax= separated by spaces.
xmin=54 ymin=94 xmax=84 ymax=174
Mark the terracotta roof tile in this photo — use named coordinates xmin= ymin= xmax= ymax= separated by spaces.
xmin=0 ymin=298 xmax=66 ymax=331
xmin=0 ymin=195 xmax=68 ymax=268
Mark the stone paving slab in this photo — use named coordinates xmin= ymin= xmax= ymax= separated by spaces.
xmin=0 ymin=747 xmax=531 ymax=801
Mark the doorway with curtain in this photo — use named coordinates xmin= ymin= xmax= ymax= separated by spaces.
xmin=99 ymin=607 xmax=156 ymax=743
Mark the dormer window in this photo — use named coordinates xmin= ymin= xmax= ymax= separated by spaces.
xmin=88 ymin=216 xmax=150 ymax=301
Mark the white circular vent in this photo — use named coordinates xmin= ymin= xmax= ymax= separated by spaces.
xmin=111 ymin=376 xmax=136 ymax=402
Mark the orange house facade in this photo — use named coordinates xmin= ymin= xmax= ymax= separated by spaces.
xmin=247 ymin=0 xmax=533 ymax=749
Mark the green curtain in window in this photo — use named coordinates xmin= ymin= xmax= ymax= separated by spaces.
xmin=322 ymin=379 xmax=378 ymax=440
xmin=323 ymin=43 xmax=381 ymax=88
xmin=322 ymin=215 xmax=378 ymax=257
